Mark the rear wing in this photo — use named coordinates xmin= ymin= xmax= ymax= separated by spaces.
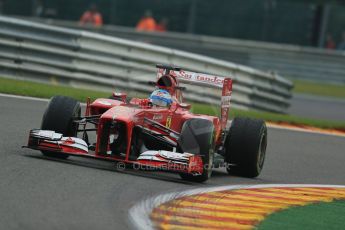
xmin=157 ymin=67 xmax=232 ymax=131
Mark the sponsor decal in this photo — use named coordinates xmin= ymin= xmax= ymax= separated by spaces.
xmin=152 ymin=114 xmax=163 ymax=121
xmin=132 ymin=117 xmax=140 ymax=123
xmin=166 ymin=116 xmax=172 ymax=129
xmin=195 ymin=74 xmax=224 ymax=85
xmin=221 ymin=95 xmax=231 ymax=108
xmin=155 ymin=91 xmax=165 ymax=97
xmin=157 ymin=69 xmax=229 ymax=87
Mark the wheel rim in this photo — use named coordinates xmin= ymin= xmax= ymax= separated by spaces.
xmin=207 ymin=150 xmax=214 ymax=178
xmin=70 ymin=107 xmax=81 ymax=137
xmin=257 ymin=130 xmax=267 ymax=170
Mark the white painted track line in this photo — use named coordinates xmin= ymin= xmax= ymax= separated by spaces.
xmin=0 ymin=93 xmax=50 ymax=102
xmin=0 ymin=93 xmax=87 ymax=106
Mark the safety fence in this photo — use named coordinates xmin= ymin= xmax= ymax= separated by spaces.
xmin=34 ymin=19 xmax=345 ymax=84
xmin=0 ymin=16 xmax=293 ymax=113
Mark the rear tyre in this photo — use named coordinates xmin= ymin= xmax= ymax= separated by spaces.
xmin=41 ymin=96 xmax=81 ymax=159
xmin=224 ymin=117 xmax=267 ymax=178
xmin=178 ymin=119 xmax=214 ymax=182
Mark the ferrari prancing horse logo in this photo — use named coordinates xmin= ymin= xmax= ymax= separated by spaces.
xmin=166 ymin=116 xmax=172 ymax=129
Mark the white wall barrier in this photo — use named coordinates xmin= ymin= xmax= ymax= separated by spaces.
xmin=0 ymin=16 xmax=293 ymax=113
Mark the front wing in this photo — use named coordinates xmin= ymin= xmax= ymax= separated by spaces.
xmin=24 ymin=130 xmax=203 ymax=176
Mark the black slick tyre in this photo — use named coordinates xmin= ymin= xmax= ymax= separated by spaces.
xmin=41 ymin=96 xmax=81 ymax=159
xmin=224 ymin=117 xmax=267 ymax=178
xmin=178 ymin=119 xmax=214 ymax=182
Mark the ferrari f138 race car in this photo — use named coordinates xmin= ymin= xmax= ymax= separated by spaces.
xmin=24 ymin=64 xmax=267 ymax=182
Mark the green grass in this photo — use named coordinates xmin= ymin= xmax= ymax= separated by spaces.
xmin=257 ymin=200 xmax=345 ymax=230
xmin=1 ymin=77 xmax=345 ymax=130
xmin=191 ymin=103 xmax=345 ymax=130
xmin=0 ymin=77 xmax=110 ymax=101
xmin=293 ymin=80 xmax=345 ymax=98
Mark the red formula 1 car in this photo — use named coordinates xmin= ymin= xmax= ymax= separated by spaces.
xmin=24 ymin=64 xmax=267 ymax=182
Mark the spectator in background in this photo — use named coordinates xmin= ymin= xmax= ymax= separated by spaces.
xmin=156 ymin=18 xmax=168 ymax=32
xmin=79 ymin=4 xmax=103 ymax=27
xmin=136 ymin=10 xmax=156 ymax=32
xmin=337 ymin=32 xmax=345 ymax=50
xmin=33 ymin=0 xmax=44 ymax=18
xmin=325 ymin=34 xmax=336 ymax=50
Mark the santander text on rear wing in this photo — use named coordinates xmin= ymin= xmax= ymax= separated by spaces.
xmin=157 ymin=68 xmax=230 ymax=88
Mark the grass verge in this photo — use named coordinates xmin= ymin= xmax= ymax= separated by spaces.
xmin=1 ymin=77 xmax=345 ymax=130
xmin=293 ymin=80 xmax=345 ymax=99
xmin=0 ymin=77 xmax=110 ymax=101
xmin=192 ymin=103 xmax=345 ymax=130
xmin=257 ymin=200 xmax=345 ymax=230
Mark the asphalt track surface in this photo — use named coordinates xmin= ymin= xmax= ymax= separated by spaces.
xmin=0 ymin=95 xmax=344 ymax=230
xmin=288 ymin=93 xmax=345 ymax=121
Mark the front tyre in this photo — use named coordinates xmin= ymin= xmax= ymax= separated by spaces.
xmin=225 ymin=117 xmax=267 ymax=178
xmin=41 ymin=96 xmax=81 ymax=159
xmin=178 ymin=119 xmax=214 ymax=182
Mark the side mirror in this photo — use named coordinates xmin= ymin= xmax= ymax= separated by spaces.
xmin=112 ymin=92 xmax=127 ymax=103
xmin=178 ymin=103 xmax=191 ymax=110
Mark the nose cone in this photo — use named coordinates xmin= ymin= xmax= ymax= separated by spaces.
xmin=101 ymin=106 xmax=138 ymax=122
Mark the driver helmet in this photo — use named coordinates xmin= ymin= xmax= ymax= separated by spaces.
xmin=149 ymin=89 xmax=172 ymax=107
